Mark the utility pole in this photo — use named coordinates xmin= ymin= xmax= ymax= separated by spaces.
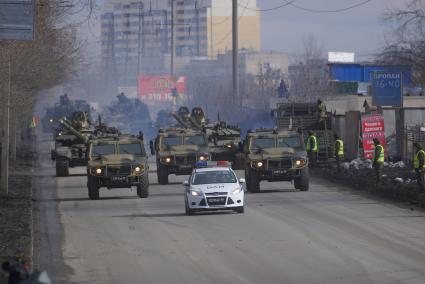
xmin=170 ymin=0 xmax=176 ymax=77
xmin=1 ymin=57 xmax=11 ymax=195
xmin=232 ymin=0 xmax=239 ymax=103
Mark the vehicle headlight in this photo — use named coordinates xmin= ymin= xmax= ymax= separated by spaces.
xmin=232 ymin=187 xmax=242 ymax=194
xmin=134 ymin=165 xmax=144 ymax=173
xmin=294 ymin=158 xmax=306 ymax=168
xmin=251 ymin=161 xmax=264 ymax=168
xmin=161 ymin=156 xmax=173 ymax=164
xmin=198 ymin=154 xmax=209 ymax=161
xmin=225 ymin=144 xmax=234 ymax=149
xmin=95 ymin=168 xmax=102 ymax=175
xmin=49 ymin=119 xmax=53 ymax=123
xmin=190 ymin=190 xmax=203 ymax=196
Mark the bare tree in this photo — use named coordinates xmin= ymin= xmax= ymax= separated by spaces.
xmin=288 ymin=35 xmax=331 ymax=102
xmin=378 ymin=0 xmax=425 ymax=86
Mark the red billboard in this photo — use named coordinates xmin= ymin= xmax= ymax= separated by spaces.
xmin=138 ymin=75 xmax=186 ymax=102
xmin=361 ymin=114 xmax=386 ymax=159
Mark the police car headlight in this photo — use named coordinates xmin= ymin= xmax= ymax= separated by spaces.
xmin=232 ymin=187 xmax=242 ymax=194
xmin=190 ymin=190 xmax=203 ymax=196
xmin=95 ymin=168 xmax=102 ymax=175
xmin=294 ymin=158 xmax=306 ymax=168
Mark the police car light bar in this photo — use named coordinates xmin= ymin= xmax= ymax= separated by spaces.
xmin=194 ymin=161 xmax=231 ymax=168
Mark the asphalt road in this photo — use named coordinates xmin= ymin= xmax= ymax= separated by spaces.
xmin=34 ymin=137 xmax=425 ymax=284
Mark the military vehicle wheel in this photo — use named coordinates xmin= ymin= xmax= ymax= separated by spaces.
xmin=246 ymin=168 xmax=260 ymax=193
xmin=234 ymin=206 xmax=244 ymax=214
xmin=294 ymin=167 xmax=309 ymax=191
xmin=137 ymin=172 xmax=149 ymax=198
xmin=157 ymin=164 xmax=169 ymax=185
xmin=56 ymin=160 xmax=69 ymax=177
xmin=88 ymin=178 xmax=100 ymax=200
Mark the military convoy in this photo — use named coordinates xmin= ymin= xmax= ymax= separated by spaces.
xmin=48 ymin=95 xmax=323 ymax=200
xmin=243 ymin=128 xmax=309 ymax=192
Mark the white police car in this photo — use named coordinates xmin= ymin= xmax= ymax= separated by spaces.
xmin=183 ymin=161 xmax=245 ymax=215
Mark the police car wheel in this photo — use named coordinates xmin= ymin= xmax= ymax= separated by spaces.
xmin=297 ymin=167 xmax=309 ymax=191
xmin=56 ymin=160 xmax=69 ymax=177
xmin=185 ymin=200 xmax=195 ymax=215
xmin=234 ymin=206 xmax=244 ymax=214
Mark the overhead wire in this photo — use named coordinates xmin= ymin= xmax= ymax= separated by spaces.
xmin=289 ymin=0 xmax=373 ymax=13
xmin=238 ymin=0 xmax=297 ymax=12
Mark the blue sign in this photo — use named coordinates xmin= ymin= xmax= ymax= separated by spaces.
xmin=0 ymin=0 xmax=35 ymax=40
xmin=372 ymin=71 xmax=403 ymax=107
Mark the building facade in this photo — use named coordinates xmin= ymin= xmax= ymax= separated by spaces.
xmin=101 ymin=0 xmax=261 ymax=84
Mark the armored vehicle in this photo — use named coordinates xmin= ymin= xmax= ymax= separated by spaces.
xmin=52 ymin=113 xmax=119 ymax=177
xmin=276 ymin=103 xmax=334 ymax=162
xmin=42 ymin=94 xmax=91 ymax=132
xmin=243 ymin=128 xmax=309 ymax=192
xmin=172 ymin=107 xmax=242 ymax=166
xmin=150 ymin=127 xmax=210 ymax=185
xmin=53 ymin=112 xmax=94 ymax=176
xmin=86 ymin=135 xmax=149 ymax=200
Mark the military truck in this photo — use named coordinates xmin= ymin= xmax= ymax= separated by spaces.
xmin=171 ymin=107 xmax=242 ymax=166
xmin=150 ymin=127 xmax=210 ymax=185
xmin=86 ymin=135 xmax=149 ymax=200
xmin=243 ymin=128 xmax=309 ymax=192
xmin=276 ymin=103 xmax=334 ymax=162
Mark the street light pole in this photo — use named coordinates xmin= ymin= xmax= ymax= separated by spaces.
xmin=232 ymin=0 xmax=239 ymax=103
xmin=1 ymin=57 xmax=11 ymax=195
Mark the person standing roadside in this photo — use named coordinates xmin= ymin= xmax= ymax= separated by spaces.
xmin=334 ymin=134 xmax=344 ymax=171
xmin=413 ymin=143 xmax=425 ymax=192
xmin=372 ymin=138 xmax=385 ymax=182
xmin=306 ymin=131 xmax=318 ymax=168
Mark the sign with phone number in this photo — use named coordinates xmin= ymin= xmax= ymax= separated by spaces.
xmin=361 ymin=114 xmax=386 ymax=159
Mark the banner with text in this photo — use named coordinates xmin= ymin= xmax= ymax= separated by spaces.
xmin=361 ymin=114 xmax=386 ymax=159
xmin=138 ymin=75 xmax=186 ymax=103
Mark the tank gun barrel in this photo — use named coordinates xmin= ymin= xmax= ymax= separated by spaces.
xmin=59 ymin=118 xmax=90 ymax=143
xmin=171 ymin=113 xmax=189 ymax=128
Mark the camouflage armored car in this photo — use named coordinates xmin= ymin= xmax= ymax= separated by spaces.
xmin=86 ymin=135 xmax=149 ymax=200
xmin=243 ymin=128 xmax=309 ymax=192
xmin=150 ymin=127 xmax=210 ymax=185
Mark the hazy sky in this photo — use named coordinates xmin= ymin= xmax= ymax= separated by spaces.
xmin=79 ymin=0 xmax=407 ymax=62
xmin=257 ymin=0 xmax=405 ymax=60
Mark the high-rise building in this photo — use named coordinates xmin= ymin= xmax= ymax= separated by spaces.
xmin=101 ymin=0 xmax=260 ymax=83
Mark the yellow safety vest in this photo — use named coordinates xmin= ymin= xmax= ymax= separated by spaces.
xmin=335 ymin=139 xmax=344 ymax=157
xmin=373 ymin=145 xmax=385 ymax=163
xmin=414 ymin=150 xmax=425 ymax=169
xmin=306 ymin=135 xmax=318 ymax=152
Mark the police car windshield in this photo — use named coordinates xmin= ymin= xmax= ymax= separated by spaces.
xmin=277 ymin=136 xmax=302 ymax=148
xmin=191 ymin=170 xmax=237 ymax=185
xmin=251 ymin=137 xmax=275 ymax=149
xmin=185 ymin=135 xmax=206 ymax=146
xmin=119 ymin=143 xmax=145 ymax=156
xmin=92 ymin=144 xmax=115 ymax=158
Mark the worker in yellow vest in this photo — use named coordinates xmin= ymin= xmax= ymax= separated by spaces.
xmin=334 ymin=134 xmax=344 ymax=171
xmin=413 ymin=143 xmax=425 ymax=192
xmin=306 ymin=131 xmax=318 ymax=167
xmin=372 ymin=138 xmax=385 ymax=182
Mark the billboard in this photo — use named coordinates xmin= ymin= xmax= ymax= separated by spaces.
xmin=361 ymin=114 xmax=386 ymax=159
xmin=328 ymin=52 xmax=355 ymax=63
xmin=138 ymin=76 xmax=186 ymax=102
xmin=372 ymin=71 xmax=403 ymax=107
xmin=0 ymin=0 xmax=35 ymax=40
